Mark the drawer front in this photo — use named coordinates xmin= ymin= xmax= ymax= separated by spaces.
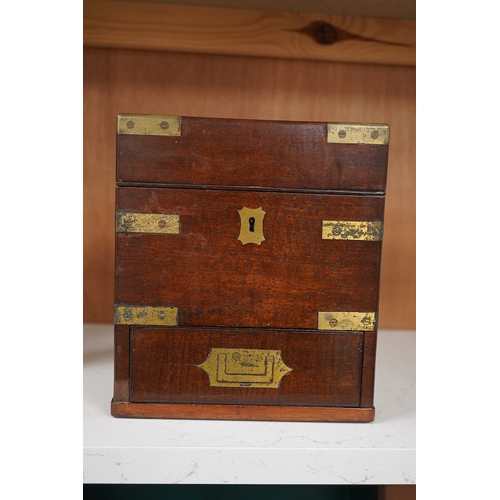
xmin=130 ymin=327 xmax=364 ymax=407
xmin=115 ymin=187 xmax=384 ymax=330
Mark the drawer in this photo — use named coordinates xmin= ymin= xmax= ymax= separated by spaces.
xmin=129 ymin=327 xmax=364 ymax=407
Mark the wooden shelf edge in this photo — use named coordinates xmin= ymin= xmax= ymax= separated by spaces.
xmin=83 ymin=0 xmax=415 ymax=66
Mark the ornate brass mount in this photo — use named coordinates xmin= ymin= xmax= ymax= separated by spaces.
xmin=198 ymin=348 xmax=292 ymax=388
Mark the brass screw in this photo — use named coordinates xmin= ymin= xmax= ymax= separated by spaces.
xmin=338 ymin=130 xmax=346 ymax=139
xmin=126 ymin=120 xmax=135 ymax=129
xmin=160 ymin=121 xmax=170 ymax=130
xmin=371 ymin=130 xmax=379 ymax=139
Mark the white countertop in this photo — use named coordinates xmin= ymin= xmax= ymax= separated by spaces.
xmin=83 ymin=324 xmax=415 ymax=484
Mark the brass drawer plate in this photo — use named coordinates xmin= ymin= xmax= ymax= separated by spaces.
xmin=198 ymin=348 xmax=292 ymax=388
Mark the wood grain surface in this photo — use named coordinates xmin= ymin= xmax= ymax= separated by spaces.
xmin=113 ymin=324 xmax=130 ymax=402
xmin=111 ymin=401 xmax=375 ymax=422
xmin=129 ymin=327 xmax=364 ymax=406
xmin=84 ymin=0 xmax=415 ymax=66
xmin=83 ymin=47 xmax=415 ymax=328
xmin=117 ymin=117 xmax=388 ymax=191
xmin=116 ymin=188 xmax=384 ymax=329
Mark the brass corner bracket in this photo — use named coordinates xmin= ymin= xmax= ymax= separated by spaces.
xmin=117 ymin=114 xmax=181 ymax=136
xmin=327 ymin=123 xmax=389 ymax=145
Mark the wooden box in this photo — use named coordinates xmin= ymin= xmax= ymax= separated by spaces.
xmin=112 ymin=114 xmax=389 ymax=422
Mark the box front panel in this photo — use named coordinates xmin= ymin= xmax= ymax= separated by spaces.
xmin=115 ymin=187 xmax=384 ymax=330
xmin=130 ymin=327 xmax=363 ymax=407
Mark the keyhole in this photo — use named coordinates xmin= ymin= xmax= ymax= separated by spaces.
xmin=248 ymin=217 xmax=256 ymax=232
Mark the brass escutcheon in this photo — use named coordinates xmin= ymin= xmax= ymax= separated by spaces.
xmin=238 ymin=207 xmax=266 ymax=245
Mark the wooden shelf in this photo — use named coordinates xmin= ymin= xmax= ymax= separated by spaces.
xmin=84 ymin=0 xmax=415 ymax=66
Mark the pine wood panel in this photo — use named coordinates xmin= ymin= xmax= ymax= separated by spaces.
xmin=83 ymin=46 xmax=415 ymax=328
xmin=130 ymin=0 xmax=416 ymax=21
xmin=84 ymin=0 xmax=415 ymax=66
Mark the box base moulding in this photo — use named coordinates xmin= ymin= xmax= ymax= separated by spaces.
xmin=110 ymin=401 xmax=375 ymax=423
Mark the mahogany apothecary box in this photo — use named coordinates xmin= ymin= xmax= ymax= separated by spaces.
xmin=112 ymin=114 xmax=389 ymax=423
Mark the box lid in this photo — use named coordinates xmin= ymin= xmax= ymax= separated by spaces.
xmin=116 ymin=114 xmax=389 ymax=193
